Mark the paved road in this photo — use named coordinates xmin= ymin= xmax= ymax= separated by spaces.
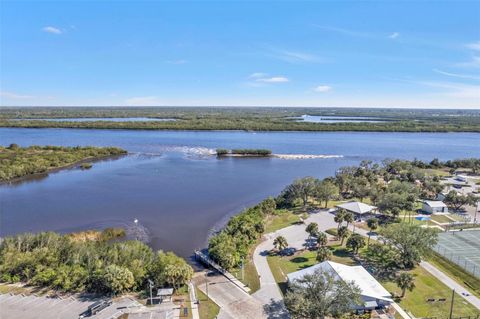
xmin=420 ymin=261 xmax=480 ymax=310
xmin=193 ymin=271 xmax=267 ymax=319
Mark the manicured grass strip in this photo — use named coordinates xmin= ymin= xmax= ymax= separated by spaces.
xmin=430 ymin=214 xmax=454 ymax=224
xmin=382 ymin=266 xmax=479 ymax=318
xmin=264 ymin=210 xmax=300 ymax=233
xmin=231 ymin=243 xmax=261 ymax=293
xmin=428 ymin=251 xmax=480 ymax=298
xmin=196 ymin=287 xmax=220 ymax=319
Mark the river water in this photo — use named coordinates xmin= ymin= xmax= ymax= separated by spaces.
xmin=1 ymin=128 xmax=479 ymax=257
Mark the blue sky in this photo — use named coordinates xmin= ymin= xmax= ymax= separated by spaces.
xmin=1 ymin=1 xmax=479 ymax=108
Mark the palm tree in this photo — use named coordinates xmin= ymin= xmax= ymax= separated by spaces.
xmin=366 ymin=218 xmax=379 ymax=246
xmin=316 ymin=232 xmax=328 ymax=248
xmin=305 ymin=222 xmax=319 ymax=240
xmin=338 ymin=226 xmax=349 ymax=246
xmin=395 ymin=272 xmax=416 ymax=298
xmin=316 ymin=246 xmax=332 ymax=262
xmin=334 ymin=209 xmax=346 ymax=231
xmin=273 ymin=236 xmax=288 ymax=254
xmin=344 ymin=212 xmax=354 ymax=228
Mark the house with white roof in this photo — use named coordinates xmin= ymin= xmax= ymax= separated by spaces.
xmin=422 ymin=200 xmax=448 ymax=214
xmin=336 ymin=201 xmax=377 ymax=220
xmin=287 ymin=261 xmax=394 ymax=314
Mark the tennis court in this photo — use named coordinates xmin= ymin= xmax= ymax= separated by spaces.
xmin=433 ymin=230 xmax=480 ymax=278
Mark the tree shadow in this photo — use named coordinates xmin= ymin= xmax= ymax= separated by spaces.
xmin=290 ymin=257 xmax=308 ymax=263
xmin=263 ymin=298 xmax=290 ymax=319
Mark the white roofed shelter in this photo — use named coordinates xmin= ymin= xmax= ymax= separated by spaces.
xmin=336 ymin=201 xmax=377 ymax=216
xmin=422 ymin=200 xmax=448 ymax=214
xmin=287 ymin=261 xmax=393 ymax=312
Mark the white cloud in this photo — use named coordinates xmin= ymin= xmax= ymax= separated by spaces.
xmin=433 ymin=68 xmax=480 ymax=80
xmin=388 ymin=32 xmax=400 ymax=39
xmin=249 ymin=72 xmax=268 ymax=79
xmin=42 ymin=26 xmax=62 ymax=34
xmin=256 ymin=76 xmax=289 ymax=83
xmin=124 ymin=96 xmax=162 ymax=106
xmin=0 ymin=91 xmax=34 ymax=99
xmin=420 ymin=81 xmax=480 ymax=99
xmin=456 ymin=56 xmax=480 ymax=68
xmin=466 ymin=41 xmax=480 ymax=51
xmin=314 ymin=85 xmax=332 ymax=92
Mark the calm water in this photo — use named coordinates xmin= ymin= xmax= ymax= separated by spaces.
xmin=296 ymin=115 xmax=387 ymax=123
xmin=1 ymin=128 xmax=479 ymax=257
xmin=14 ymin=117 xmax=176 ymax=122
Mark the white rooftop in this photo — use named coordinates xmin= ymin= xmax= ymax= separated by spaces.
xmin=336 ymin=201 xmax=377 ymax=215
xmin=423 ymin=200 xmax=447 ymax=208
xmin=287 ymin=261 xmax=393 ymax=303
xmin=157 ymin=288 xmax=174 ymax=296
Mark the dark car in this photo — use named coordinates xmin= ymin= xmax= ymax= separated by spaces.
xmin=86 ymin=299 xmax=112 ymax=316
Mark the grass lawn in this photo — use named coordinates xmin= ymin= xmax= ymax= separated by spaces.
xmin=382 ymin=266 xmax=479 ymax=318
xmin=266 ymin=243 xmax=358 ymax=295
xmin=196 ymin=287 xmax=220 ymax=319
xmin=428 ymin=252 xmax=480 ymax=298
xmin=264 ymin=210 xmax=301 ymax=233
xmin=422 ymin=168 xmax=451 ymax=177
xmin=430 ymin=214 xmax=454 ymax=224
xmin=231 ymin=239 xmax=261 ymax=294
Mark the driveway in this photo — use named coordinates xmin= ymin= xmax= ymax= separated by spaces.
xmin=193 ymin=271 xmax=267 ymax=319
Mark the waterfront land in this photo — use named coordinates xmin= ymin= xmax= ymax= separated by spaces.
xmin=1 ymin=107 xmax=480 ymax=132
xmin=0 ymin=144 xmax=127 ymax=182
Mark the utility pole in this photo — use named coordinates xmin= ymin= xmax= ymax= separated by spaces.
xmin=205 ymin=273 xmax=209 ymax=315
xmin=449 ymin=288 xmax=455 ymax=319
xmin=241 ymin=257 xmax=245 ymax=282
xmin=148 ymin=279 xmax=154 ymax=305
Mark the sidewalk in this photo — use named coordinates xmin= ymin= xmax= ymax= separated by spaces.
xmin=420 ymin=261 xmax=480 ymax=310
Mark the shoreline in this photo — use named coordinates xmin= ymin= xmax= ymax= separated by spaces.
xmin=0 ymin=153 xmax=127 ymax=185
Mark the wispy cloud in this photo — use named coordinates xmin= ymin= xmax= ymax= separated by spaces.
xmin=256 ymin=76 xmax=289 ymax=83
xmin=42 ymin=26 xmax=62 ymax=34
xmin=466 ymin=41 xmax=480 ymax=51
xmin=420 ymin=81 xmax=480 ymax=99
xmin=275 ymin=50 xmax=320 ymax=63
xmin=125 ymin=96 xmax=162 ymax=106
xmin=456 ymin=56 xmax=480 ymax=68
xmin=388 ymin=32 xmax=400 ymax=39
xmin=249 ymin=72 xmax=268 ymax=79
xmin=0 ymin=91 xmax=34 ymax=99
xmin=433 ymin=68 xmax=480 ymax=80
xmin=313 ymin=85 xmax=332 ymax=93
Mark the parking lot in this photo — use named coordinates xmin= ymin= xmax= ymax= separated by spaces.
xmin=0 ymin=293 xmax=144 ymax=319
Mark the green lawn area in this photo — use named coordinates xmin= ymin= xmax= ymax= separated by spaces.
xmin=430 ymin=214 xmax=454 ymax=224
xmin=264 ymin=210 xmax=301 ymax=233
xmin=382 ymin=266 xmax=479 ymax=318
xmin=422 ymin=168 xmax=451 ymax=177
xmin=195 ymin=287 xmax=220 ymax=319
xmin=427 ymin=252 xmax=480 ymax=298
xmin=231 ymin=243 xmax=261 ymax=294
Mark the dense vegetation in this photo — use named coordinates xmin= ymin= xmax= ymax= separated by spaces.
xmin=216 ymin=148 xmax=272 ymax=156
xmin=0 ymin=144 xmax=127 ymax=182
xmin=210 ymin=157 xmax=479 ymax=271
xmin=0 ymin=231 xmax=193 ymax=295
xmin=1 ymin=107 xmax=479 ymax=132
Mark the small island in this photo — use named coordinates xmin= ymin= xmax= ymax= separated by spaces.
xmin=216 ymin=148 xmax=272 ymax=157
xmin=0 ymin=144 xmax=127 ymax=182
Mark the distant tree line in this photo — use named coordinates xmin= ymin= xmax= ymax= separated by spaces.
xmin=0 ymin=144 xmax=127 ymax=182
xmin=0 ymin=232 xmax=193 ymax=295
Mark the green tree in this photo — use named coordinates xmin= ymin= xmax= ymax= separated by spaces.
xmin=208 ymin=232 xmax=240 ymax=270
xmin=366 ymin=218 xmax=379 ymax=245
xmin=316 ymin=246 xmax=332 ymax=263
xmin=363 ymin=243 xmax=398 ymax=279
xmin=334 ymin=209 xmax=346 ymax=231
xmin=337 ymin=226 xmax=349 ymax=246
xmin=343 ymin=212 xmax=354 ymax=228
xmin=259 ymin=197 xmax=276 ymax=215
xmin=315 ymin=180 xmax=339 ymax=208
xmin=163 ymin=263 xmax=194 ymax=290
xmin=316 ymin=232 xmax=328 ymax=248
xmin=281 ymin=177 xmax=318 ymax=207
xmin=306 ymin=222 xmax=319 ymax=240
xmin=102 ymin=265 xmax=135 ymax=295
xmin=380 ymin=223 xmax=438 ymax=269
xmin=273 ymin=236 xmax=288 ymax=253
xmin=395 ymin=272 xmax=416 ymax=298
xmin=284 ymin=269 xmax=361 ymax=319
xmin=444 ymin=191 xmax=478 ymax=213
xmin=346 ymin=233 xmax=365 ymax=254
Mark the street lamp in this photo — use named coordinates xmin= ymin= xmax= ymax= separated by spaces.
xmin=148 ymin=279 xmax=154 ymax=305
